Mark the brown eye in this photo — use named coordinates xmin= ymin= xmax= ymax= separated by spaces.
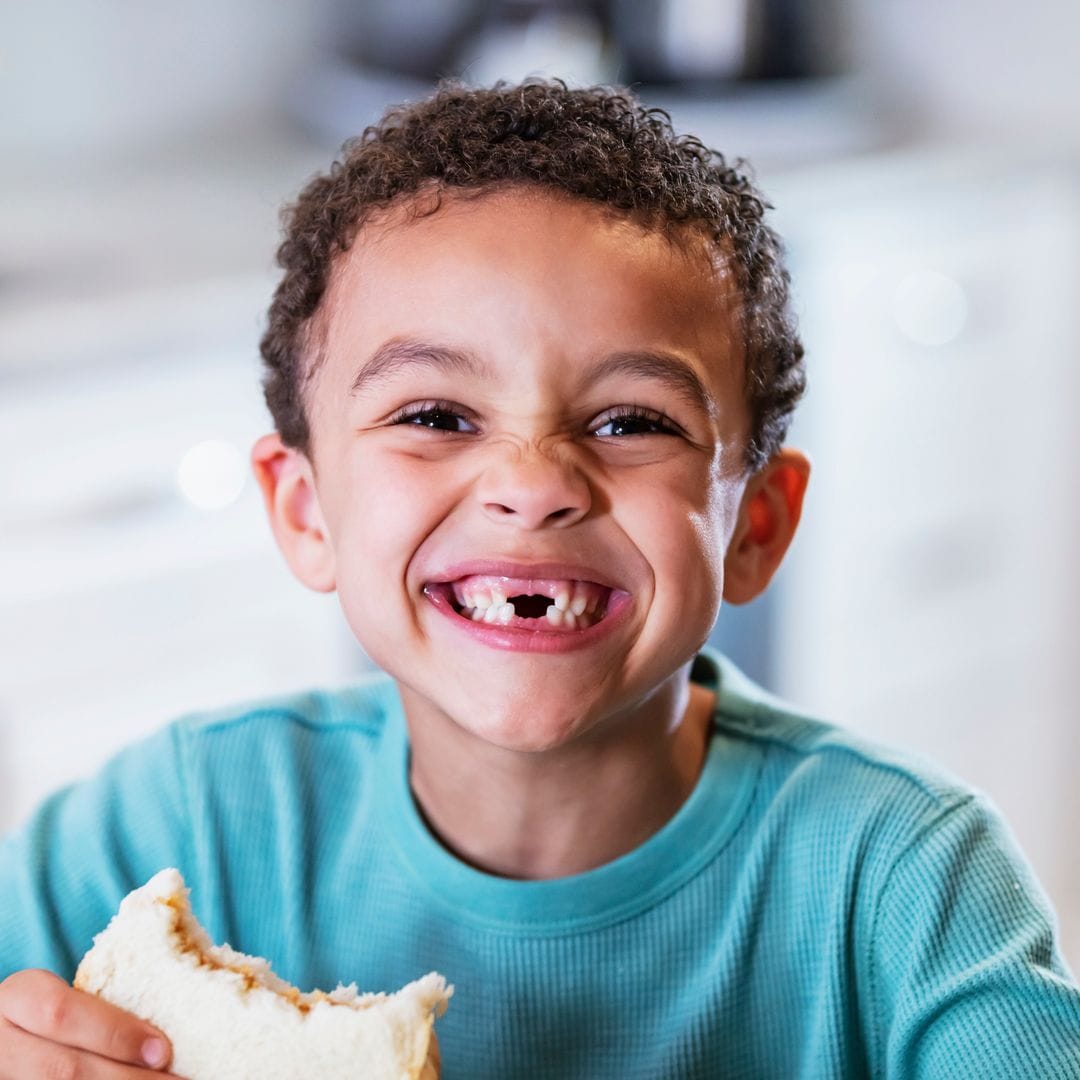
xmin=592 ymin=408 xmax=678 ymax=437
xmin=392 ymin=402 xmax=477 ymax=433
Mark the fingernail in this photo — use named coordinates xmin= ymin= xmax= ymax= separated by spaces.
xmin=142 ymin=1037 xmax=167 ymax=1068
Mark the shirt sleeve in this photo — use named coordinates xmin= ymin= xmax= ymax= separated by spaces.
xmin=0 ymin=722 xmax=191 ymax=982
xmin=868 ymin=794 xmax=1080 ymax=1079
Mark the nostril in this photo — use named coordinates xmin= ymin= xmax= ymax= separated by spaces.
xmin=485 ymin=502 xmax=575 ymax=517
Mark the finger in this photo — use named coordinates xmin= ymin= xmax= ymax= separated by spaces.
xmin=0 ymin=1017 xmax=184 ymax=1079
xmin=0 ymin=969 xmax=172 ymax=1070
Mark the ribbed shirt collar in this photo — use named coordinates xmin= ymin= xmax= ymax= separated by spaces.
xmin=374 ymin=649 xmax=764 ymax=934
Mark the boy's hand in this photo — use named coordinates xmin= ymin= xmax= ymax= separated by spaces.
xmin=0 ymin=968 xmax=179 ymax=1077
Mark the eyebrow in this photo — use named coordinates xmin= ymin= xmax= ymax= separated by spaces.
xmin=588 ymin=350 xmax=716 ymax=418
xmin=350 ymin=336 xmax=716 ymax=416
xmin=350 ymin=338 xmax=490 ymax=395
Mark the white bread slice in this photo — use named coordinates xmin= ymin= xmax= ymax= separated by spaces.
xmin=74 ymin=869 xmax=451 ymax=1079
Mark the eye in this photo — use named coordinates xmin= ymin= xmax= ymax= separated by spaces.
xmin=591 ymin=406 xmax=681 ymax=438
xmin=389 ymin=401 xmax=477 ymax=433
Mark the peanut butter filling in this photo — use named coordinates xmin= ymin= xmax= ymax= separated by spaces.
xmin=156 ymin=895 xmax=356 ymax=1015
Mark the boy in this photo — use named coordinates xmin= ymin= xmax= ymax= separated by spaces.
xmin=1 ymin=80 xmax=1078 ymax=1078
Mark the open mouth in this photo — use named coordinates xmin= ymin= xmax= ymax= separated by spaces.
xmin=426 ymin=574 xmax=613 ymax=631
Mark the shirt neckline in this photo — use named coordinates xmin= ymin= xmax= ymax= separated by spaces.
xmin=373 ymin=649 xmax=764 ymax=935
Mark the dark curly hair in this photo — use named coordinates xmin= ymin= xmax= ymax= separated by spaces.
xmin=260 ymin=79 xmax=805 ymax=471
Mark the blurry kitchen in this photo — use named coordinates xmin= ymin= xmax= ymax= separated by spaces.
xmin=2 ymin=0 xmax=1078 ymax=964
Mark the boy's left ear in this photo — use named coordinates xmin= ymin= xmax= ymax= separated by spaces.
xmin=722 ymin=448 xmax=811 ymax=605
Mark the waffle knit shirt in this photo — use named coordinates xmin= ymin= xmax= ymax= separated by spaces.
xmin=3 ymin=650 xmax=1079 ymax=1078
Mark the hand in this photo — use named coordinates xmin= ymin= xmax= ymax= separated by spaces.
xmin=0 ymin=968 xmax=180 ymax=1078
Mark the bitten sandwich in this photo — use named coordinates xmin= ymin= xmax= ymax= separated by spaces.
xmin=74 ymin=868 xmax=451 ymax=1079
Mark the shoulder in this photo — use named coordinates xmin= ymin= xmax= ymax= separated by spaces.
xmin=707 ymin=650 xmax=974 ymax=818
xmin=161 ymin=669 xmax=404 ymax=810
xmin=173 ymin=669 xmax=401 ymax=744
xmin=700 ymin=650 xmax=991 ymax=888
xmin=699 ymin=658 xmax=1080 ymax=1074
xmin=699 ymin=654 xmax=1077 ymax=977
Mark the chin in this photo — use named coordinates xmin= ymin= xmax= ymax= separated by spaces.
xmin=453 ymin=699 xmax=591 ymax=754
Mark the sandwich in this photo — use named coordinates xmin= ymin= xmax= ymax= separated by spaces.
xmin=74 ymin=868 xmax=451 ymax=1079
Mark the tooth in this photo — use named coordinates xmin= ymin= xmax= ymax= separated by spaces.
xmin=497 ymin=602 xmax=515 ymax=625
xmin=491 ymin=587 xmax=507 ymax=607
xmin=545 ymin=605 xmax=563 ymax=627
xmin=462 ymin=590 xmax=475 ymax=610
xmin=483 ymin=606 xmax=500 ymax=623
xmin=570 ymin=590 xmax=588 ymax=617
xmin=470 ymin=608 xmax=484 ymax=621
xmin=473 ymin=590 xmax=492 ymax=610
xmin=554 ymin=588 xmax=570 ymax=611
xmin=564 ymin=612 xmax=578 ymax=630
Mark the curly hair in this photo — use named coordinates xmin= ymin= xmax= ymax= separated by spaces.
xmin=260 ymin=79 xmax=805 ymax=471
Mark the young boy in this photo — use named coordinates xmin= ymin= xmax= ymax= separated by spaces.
xmin=1 ymin=80 xmax=1078 ymax=1079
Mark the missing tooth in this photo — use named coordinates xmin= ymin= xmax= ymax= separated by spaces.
xmin=510 ymin=594 xmax=551 ymax=619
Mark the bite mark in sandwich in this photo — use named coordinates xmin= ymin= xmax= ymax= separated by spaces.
xmin=74 ymin=869 xmax=451 ymax=1080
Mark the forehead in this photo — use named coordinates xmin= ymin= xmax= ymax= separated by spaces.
xmin=310 ymin=186 xmax=744 ymax=404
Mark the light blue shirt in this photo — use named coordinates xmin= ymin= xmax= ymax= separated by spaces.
xmin=3 ymin=650 xmax=1079 ymax=1078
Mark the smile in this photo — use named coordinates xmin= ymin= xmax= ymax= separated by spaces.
xmin=449 ymin=575 xmax=609 ymax=630
xmin=421 ymin=565 xmax=632 ymax=652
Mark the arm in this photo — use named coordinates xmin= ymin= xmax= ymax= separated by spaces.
xmin=867 ymin=795 xmax=1080 ymax=1078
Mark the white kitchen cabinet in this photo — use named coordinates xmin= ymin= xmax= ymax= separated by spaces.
xmin=770 ymin=150 xmax=1080 ymax=967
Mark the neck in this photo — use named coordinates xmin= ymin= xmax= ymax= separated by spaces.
xmin=403 ymin=674 xmax=715 ymax=880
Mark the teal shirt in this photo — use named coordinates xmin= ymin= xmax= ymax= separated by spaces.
xmin=3 ymin=650 xmax=1079 ymax=1078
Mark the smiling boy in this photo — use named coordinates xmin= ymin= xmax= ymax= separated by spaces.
xmin=2 ymin=81 xmax=1079 ymax=1079
xmin=252 ymin=182 xmax=788 ymax=879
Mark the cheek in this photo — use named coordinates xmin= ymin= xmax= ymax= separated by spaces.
xmin=637 ymin=470 xmax=731 ymax=615
xmin=684 ymin=510 xmax=726 ymax=611
xmin=690 ymin=478 xmax=732 ymax=573
xmin=321 ymin=461 xmax=418 ymax=599
xmin=328 ymin=451 xmax=470 ymax=616
xmin=342 ymin=452 xmax=455 ymax=544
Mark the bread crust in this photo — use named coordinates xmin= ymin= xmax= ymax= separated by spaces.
xmin=75 ymin=869 xmax=451 ymax=1079
xmin=421 ymin=1031 xmax=441 ymax=1080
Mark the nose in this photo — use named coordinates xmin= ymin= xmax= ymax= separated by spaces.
xmin=475 ymin=445 xmax=592 ymax=529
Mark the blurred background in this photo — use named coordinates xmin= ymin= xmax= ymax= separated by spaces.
xmin=2 ymin=0 xmax=1077 ymax=965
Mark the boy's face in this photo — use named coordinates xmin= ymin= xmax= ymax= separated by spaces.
xmin=285 ymin=189 xmax=755 ymax=751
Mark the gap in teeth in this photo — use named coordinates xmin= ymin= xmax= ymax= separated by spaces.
xmin=508 ymin=594 xmax=552 ymax=620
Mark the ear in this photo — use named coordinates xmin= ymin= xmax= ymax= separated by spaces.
xmin=722 ymin=447 xmax=811 ymax=605
xmin=250 ymin=433 xmax=336 ymax=593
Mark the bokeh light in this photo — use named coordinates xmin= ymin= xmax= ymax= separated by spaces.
xmin=176 ymin=439 xmax=247 ymax=511
xmin=892 ymin=269 xmax=969 ymax=347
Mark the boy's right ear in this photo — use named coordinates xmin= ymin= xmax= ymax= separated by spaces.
xmin=250 ymin=433 xmax=336 ymax=593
